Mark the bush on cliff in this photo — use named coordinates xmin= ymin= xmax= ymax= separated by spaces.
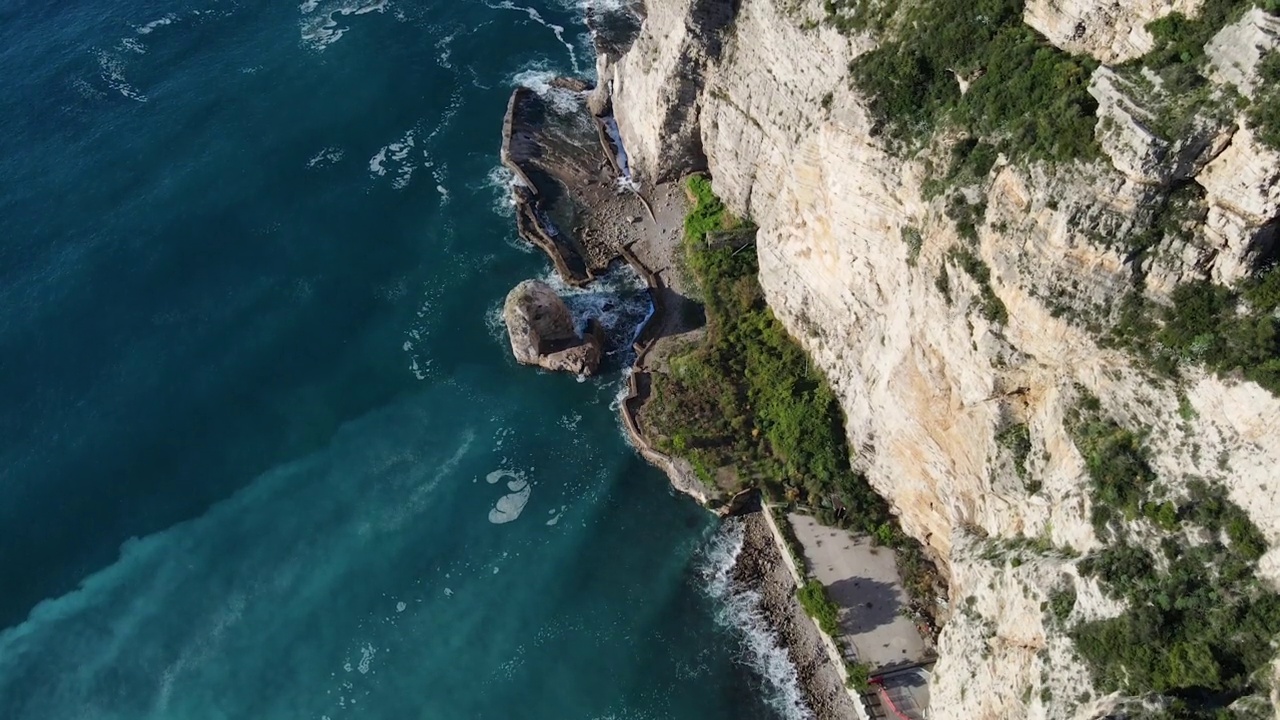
xmin=849 ymin=0 xmax=1099 ymax=162
xmin=650 ymin=177 xmax=894 ymax=535
xmin=1113 ymin=265 xmax=1280 ymax=395
xmin=1065 ymin=395 xmax=1280 ymax=711
xmin=648 ymin=177 xmax=942 ymax=622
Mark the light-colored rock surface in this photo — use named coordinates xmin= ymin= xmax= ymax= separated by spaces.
xmin=1088 ymin=66 xmax=1232 ymax=187
xmin=1024 ymin=0 xmax=1201 ymax=63
xmin=1207 ymin=8 xmax=1280 ymax=96
xmin=604 ymin=0 xmax=1280 ymax=717
xmin=502 ymin=280 xmax=602 ymax=375
xmin=1196 ymin=125 xmax=1280 ymax=284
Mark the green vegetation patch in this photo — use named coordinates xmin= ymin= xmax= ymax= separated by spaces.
xmin=1140 ymin=1 xmax=1262 ymax=86
xmin=1135 ymin=1 xmax=1280 ymax=150
xmin=648 ymin=177 xmax=943 ymax=621
xmin=823 ymin=0 xmax=899 ymax=35
xmin=996 ymin=421 xmax=1032 ymax=484
xmin=1248 ymin=51 xmax=1280 ymax=150
xmin=925 ymin=138 xmax=1000 ymax=198
xmin=1047 ymin=585 xmax=1076 ymax=624
xmin=1112 ymin=266 xmax=1280 ymax=394
xmin=946 ymin=247 xmax=1008 ymax=325
xmin=798 ymin=579 xmax=842 ymax=636
xmin=901 ymin=226 xmax=923 ymax=267
xmin=1065 ymin=395 xmax=1280 ymax=712
xmin=649 ymin=177 xmax=895 ymax=532
xmin=1065 ymin=395 xmax=1157 ymax=538
xmin=849 ymin=0 xmax=1099 ymax=162
xmin=844 ymin=660 xmax=872 ymax=692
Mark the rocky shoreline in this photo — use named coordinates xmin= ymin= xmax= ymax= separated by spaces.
xmin=493 ymin=5 xmax=865 ymax=717
xmin=730 ymin=510 xmax=861 ymax=720
xmin=496 ymin=68 xmax=860 ymax=720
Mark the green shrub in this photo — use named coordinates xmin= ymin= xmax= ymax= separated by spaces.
xmin=996 ymin=422 xmax=1032 ymax=481
xmin=1067 ymin=397 xmax=1280 ymax=712
xmin=1157 ymin=269 xmax=1280 ymax=394
xmin=1248 ymin=52 xmax=1280 ymax=149
xmin=945 ymin=193 xmax=986 ymax=243
xmin=650 ymin=178 xmax=943 ymax=622
xmin=823 ymin=0 xmax=900 ymax=35
xmin=845 ymin=660 xmax=872 ymax=692
xmin=849 ymin=0 xmax=1099 ymax=162
xmin=901 ymin=226 xmax=924 ymax=267
xmin=1065 ymin=410 xmax=1156 ymax=537
xmin=1142 ymin=1 xmax=1256 ymax=76
xmin=649 ymin=178 xmax=904 ymax=532
xmin=947 ymin=247 xmax=1008 ymax=325
xmin=798 ymin=579 xmax=841 ymax=636
xmin=1048 ymin=585 xmax=1076 ymax=623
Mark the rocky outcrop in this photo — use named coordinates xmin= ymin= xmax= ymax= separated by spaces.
xmin=1023 ymin=0 xmax=1202 ymax=63
xmin=503 ymin=280 xmax=602 ymax=375
xmin=608 ymin=0 xmax=739 ymax=183
xmin=1088 ymin=66 xmax=1232 ymax=187
xmin=602 ymin=0 xmax=1280 ymax=717
xmin=1196 ymin=125 xmax=1280 ymax=283
xmin=1207 ymin=8 xmax=1280 ymax=96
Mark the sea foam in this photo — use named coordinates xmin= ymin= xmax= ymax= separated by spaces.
xmin=300 ymin=0 xmax=388 ymax=50
xmin=698 ymin=524 xmax=815 ymax=720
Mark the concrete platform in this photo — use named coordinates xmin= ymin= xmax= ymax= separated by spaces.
xmin=787 ymin=513 xmax=928 ymax=673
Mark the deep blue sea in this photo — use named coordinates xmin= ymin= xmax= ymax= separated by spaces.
xmin=0 ymin=1 xmax=807 ymax=718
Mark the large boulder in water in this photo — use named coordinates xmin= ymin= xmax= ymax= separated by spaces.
xmin=503 ymin=280 xmax=603 ymax=376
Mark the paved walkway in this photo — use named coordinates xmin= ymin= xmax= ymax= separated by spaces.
xmin=787 ymin=514 xmax=928 ymax=673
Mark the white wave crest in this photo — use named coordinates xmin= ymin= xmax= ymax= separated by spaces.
xmin=554 ymin=0 xmax=637 ymax=12
xmin=300 ymin=0 xmax=388 ymax=51
xmin=135 ymin=14 xmax=177 ymax=35
xmin=307 ymin=146 xmax=345 ymax=168
xmin=511 ymin=67 xmax=585 ymax=115
xmin=95 ymin=50 xmax=147 ymax=102
xmin=369 ymin=128 xmax=416 ymax=188
xmin=698 ymin=523 xmax=814 ymax=720
xmin=483 ymin=165 xmax=529 ymax=223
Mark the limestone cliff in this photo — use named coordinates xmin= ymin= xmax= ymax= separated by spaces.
xmin=600 ymin=0 xmax=1280 ymax=717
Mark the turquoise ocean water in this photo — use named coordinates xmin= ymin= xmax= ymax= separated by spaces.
xmin=0 ymin=1 xmax=808 ymax=718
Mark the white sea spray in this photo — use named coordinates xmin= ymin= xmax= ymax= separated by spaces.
xmin=697 ymin=524 xmax=815 ymax=720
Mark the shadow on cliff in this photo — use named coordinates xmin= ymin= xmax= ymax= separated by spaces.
xmin=653 ymin=284 xmax=705 ymax=338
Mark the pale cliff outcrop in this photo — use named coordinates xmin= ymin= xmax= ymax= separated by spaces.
xmin=1207 ymin=7 xmax=1280 ymax=95
xmin=602 ymin=0 xmax=1280 ymax=717
xmin=1024 ymin=0 xmax=1202 ymax=63
xmin=1196 ymin=125 xmax=1280 ymax=284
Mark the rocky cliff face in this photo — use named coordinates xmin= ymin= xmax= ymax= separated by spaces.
xmin=601 ymin=0 xmax=1280 ymax=717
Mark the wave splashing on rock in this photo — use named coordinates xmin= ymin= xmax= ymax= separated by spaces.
xmin=697 ymin=519 xmax=814 ymax=720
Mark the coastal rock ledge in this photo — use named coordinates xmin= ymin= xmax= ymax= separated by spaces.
xmin=503 ymin=280 xmax=603 ymax=376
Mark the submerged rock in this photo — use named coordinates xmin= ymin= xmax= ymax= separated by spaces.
xmin=503 ymin=280 xmax=603 ymax=376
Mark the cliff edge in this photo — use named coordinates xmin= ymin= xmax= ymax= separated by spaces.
xmin=600 ymin=0 xmax=1280 ymax=717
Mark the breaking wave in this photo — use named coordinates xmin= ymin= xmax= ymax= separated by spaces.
xmin=511 ymin=65 xmax=586 ymax=115
xmin=697 ymin=523 xmax=814 ymax=720
xmin=299 ymin=0 xmax=388 ymax=50
xmin=486 ymin=1 xmax=581 ymax=73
